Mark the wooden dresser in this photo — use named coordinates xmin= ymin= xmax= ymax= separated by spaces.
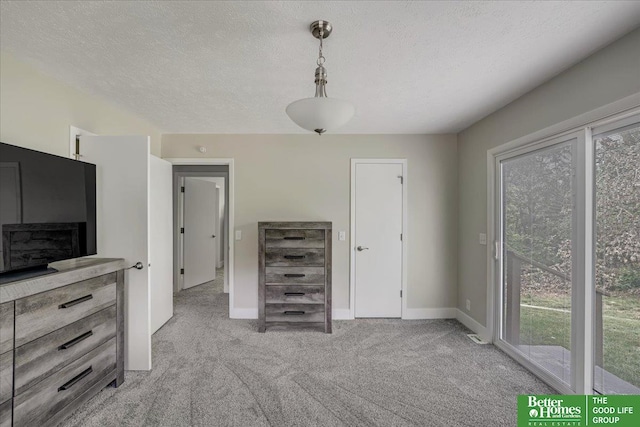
xmin=258 ymin=222 xmax=332 ymax=333
xmin=0 ymin=258 xmax=125 ymax=427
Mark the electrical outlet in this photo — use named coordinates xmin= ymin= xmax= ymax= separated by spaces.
xmin=466 ymin=299 xmax=471 ymax=311
xmin=479 ymin=233 xmax=487 ymax=245
xmin=235 ymin=230 xmax=242 ymax=241
xmin=338 ymin=231 xmax=346 ymax=241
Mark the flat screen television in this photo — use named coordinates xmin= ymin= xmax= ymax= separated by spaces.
xmin=0 ymin=142 xmax=97 ymax=277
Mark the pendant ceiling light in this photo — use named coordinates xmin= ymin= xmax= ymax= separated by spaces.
xmin=286 ymin=20 xmax=355 ymax=135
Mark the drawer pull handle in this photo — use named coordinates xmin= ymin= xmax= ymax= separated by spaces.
xmin=284 ymin=311 xmax=305 ymax=315
xmin=283 ymin=236 xmax=305 ymax=240
xmin=59 ymin=294 xmax=93 ymax=309
xmin=284 ymin=274 xmax=305 ymax=278
xmin=284 ymin=255 xmax=306 ymax=259
xmin=58 ymin=366 xmax=93 ymax=392
xmin=284 ymin=292 xmax=305 ymax=296
xmin=59 ymin=331 xmax=93 ymax=350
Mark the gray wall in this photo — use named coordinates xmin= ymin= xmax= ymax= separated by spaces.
xmin=0 ymin=52 xmax=162 ymax=157
xmin=457 ymin=27 xmax=640 ymax=326
xmin=162 ymin=134 xmax=458 ymax=314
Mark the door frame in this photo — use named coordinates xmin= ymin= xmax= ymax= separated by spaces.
xmin=165 ymin=158 xmax=237 ymax=317
xmin=350 ymin=158 xmax=408 ymax=320
xmin=491 ymin=132 xmax=584 ymax=394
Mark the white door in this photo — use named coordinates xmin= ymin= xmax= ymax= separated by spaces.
xmin=149 ymin=156 xmax=173 ymax=334
xmin=216 ymin=185 xmax=224 ymax=269
xmin=354 ymin=162 xmax=403 ymax=318
xmin=79 ymin=135 xmax=154 ymax=370
xmin=183 ymin=178 xmax=218 ymax=289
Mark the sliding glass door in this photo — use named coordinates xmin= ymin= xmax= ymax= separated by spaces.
xmin=494 ymin=111 xmax=640 ymax=394
xmin=498 ymin=136 xmax=577 ymax=389
xmin=593 ymin=119 xmax=640 ymax=394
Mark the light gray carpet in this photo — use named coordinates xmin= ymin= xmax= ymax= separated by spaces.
xmin=61 ymin=269 xmax=553 ymax=427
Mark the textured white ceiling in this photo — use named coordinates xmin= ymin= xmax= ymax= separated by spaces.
xmin=1 ymin=1 xmax=640 ymax=134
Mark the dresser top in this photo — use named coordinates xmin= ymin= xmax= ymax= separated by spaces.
xmin=258 ymin=221 xmax=332 ymax=230
xmin=0 ymin=257 xmax=126 ymax=303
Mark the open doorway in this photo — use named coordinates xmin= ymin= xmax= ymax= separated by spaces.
xmin=173 ymin=165 xmax=230 ymax=296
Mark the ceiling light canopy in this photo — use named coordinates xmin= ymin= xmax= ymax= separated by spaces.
xmin=286 ymin=20 xmax=355 ymax=135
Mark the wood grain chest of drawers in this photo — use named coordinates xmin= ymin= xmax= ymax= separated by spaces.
xmin=258 ymin=222 xmax=331 ymax=333
xmin=0 ymin=258 xmax=125 ymax=427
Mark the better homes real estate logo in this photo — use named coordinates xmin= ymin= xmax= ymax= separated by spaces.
xmin=520 ymin=395 xmax=583 ymax=425
xmin=518 ymin=395 xmax=640 ymax=427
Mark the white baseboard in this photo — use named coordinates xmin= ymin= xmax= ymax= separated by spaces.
xmin=229 ymin=308 xmax=258 ymax=319
xmin=332 ymin=309 xmax=353 ymax=320
xmin=456 ymin=309 xmax=490 ymax=342
xmin=402 ymin=307 xmax=457 ymax=319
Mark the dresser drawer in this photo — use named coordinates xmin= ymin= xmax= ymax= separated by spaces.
xmin=265 ymin=229 xmax=324 ymax=248
xmin=0 ymin=303 xmax=13 ymax=354
xmin=265 ymin=285 xmax=325 ymax=304
xmin=13 ymin=337 xmax=116 ymax=427
xmin=14 ymin=305 xmax=117 ymax=395
xmin=265 ymin=248 xmax=324 ymax=267
xmin=15 ymin=273 xmax=117 ymax=347
xmin=0 ymin=399 xmax=11 ymax=427
xmin=265 ymin=267 xmax=325 ymax=285
xmin=265 ymin=304 xmax=325 ymax=323
xmin=0 ymin=351 xmax=11 ymax=405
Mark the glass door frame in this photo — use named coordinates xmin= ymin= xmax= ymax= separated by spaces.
xmin=590 ymin=114 xmax=640 ymax=394
xmin=487 ymin=106 xmax=640 ymax=395
xmin=493 ymin=131 xmax=586 ymax=394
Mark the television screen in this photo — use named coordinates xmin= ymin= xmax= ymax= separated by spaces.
xmin=0 ymin=142 xmax=97 ymax=274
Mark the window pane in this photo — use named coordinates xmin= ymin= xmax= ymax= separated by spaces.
xmin=594 ymin=121 xmax=640 ymax=394
xmin=501 ymin=142 xmax=574 ymax=386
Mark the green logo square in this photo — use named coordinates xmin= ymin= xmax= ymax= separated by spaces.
xmin=518 ymin=395 xmax=640 ymax=427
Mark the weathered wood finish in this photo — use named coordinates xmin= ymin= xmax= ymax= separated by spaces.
xmin=258 ymin=227 xmax=266 ymax=333
xmin=42 ymin=369 xmax=117 ymax=427
xmin=265 ymin=248 xmax=325 ymax=267
xmin=263 ymin=322 xmax=325 ymax=331
xmin=115 ymin=269 xmax=125 ymax=386
xmin=260 ymin=222 xmax=332 ymax=230
xmin=0 ymin=399 xmax=11 ymax=427
xmin=265 ymin=229 xmax=324 ymax=249
xmin=0 ymin=303 xmax=13 ymax=355
xmin=265 ymin=304 xmax=325 ymax=323
xmin=259 ymin=222 xmax=332 ymax=333
xmin=265 ymin=267 xmax=325 ymax=285
xmin=0 ymin=258 xmax=126 ymax=303
xmin=324 ymin=228 xmax=332 ymax=334
xmin=13 ymin=338 xmax=116 ymax=427
xmin=0 ymin=351 xmax=12 ymax=405
xmin=0 ymin=258 xmax=125 ymax=427
xmin=2 ymin=223 xmax=82 ymax=272
xmin=14 ymin=273 xmax=116 ymax=347
xmin=14 ymin=306 xmax=116 ymax=395
xmin=265 ymin=285 xmax=325 ymax=304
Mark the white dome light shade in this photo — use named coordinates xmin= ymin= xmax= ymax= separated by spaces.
xmin=286 ymin=97 xmax=355 ymax=134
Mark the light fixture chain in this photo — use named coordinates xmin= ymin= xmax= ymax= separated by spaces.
xmin=317 ymin=27 xmax=325 ymax=66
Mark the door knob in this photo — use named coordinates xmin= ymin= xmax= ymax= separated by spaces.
xmin=357 ymin=246 xmax=369 ymax=252
xmin=127 ymin=262 xmax=144 ymax=270
xmin=212 ymin=235 xmax=216 ymax=238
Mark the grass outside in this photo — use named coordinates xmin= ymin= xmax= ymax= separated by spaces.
xmin=517 ymin=292 xmax=640 ymax=389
